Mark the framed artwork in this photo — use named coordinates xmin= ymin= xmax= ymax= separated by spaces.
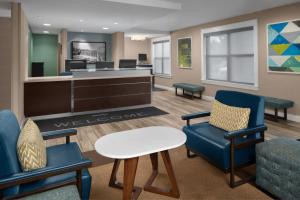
xmin=267 ymin=19 xmax=300 ymax=74
xmin=71 ymin=41 xmax=106 ymax=62
xmin=177 ymin=37 xmax=192 ymax=68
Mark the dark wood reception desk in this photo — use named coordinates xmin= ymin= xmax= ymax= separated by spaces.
xmin=24 ymin=71 xmax=152 ymax=117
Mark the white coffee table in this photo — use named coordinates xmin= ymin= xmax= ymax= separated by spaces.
xmin=95 ymin=126 xmax=186 ymax=200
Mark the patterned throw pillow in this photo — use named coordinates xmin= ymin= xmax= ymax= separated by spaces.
xmin=17 ymin=119 xmax=47 ymax=171
xmin=209 ymin=100 xmax=251 ymax=132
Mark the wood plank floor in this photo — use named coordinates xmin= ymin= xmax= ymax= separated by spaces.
xmin=47 ymin=90 xmax=300 ymax=152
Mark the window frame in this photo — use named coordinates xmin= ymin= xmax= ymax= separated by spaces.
xmin=152 ymin=36 xmax=172 ymax=78
xmin=201 ymin=20 xmax=259 ymax=90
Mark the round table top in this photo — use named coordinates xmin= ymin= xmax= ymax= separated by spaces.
xmin=95 ymin=126 xmax=187 ymax=159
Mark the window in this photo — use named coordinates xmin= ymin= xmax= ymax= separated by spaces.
xmin=201 ymin=20 xmax=258 ymax=89
xmin=152 ymin=37 xmax=171 ymax=76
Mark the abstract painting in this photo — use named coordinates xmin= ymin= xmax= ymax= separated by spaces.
xmin=72 ymin=41 xmax=106 ymax=62
xmin=177 ymin=37 xmax=191 ymax=68
xmin=268 ymin=20 xmax=300 ymax=73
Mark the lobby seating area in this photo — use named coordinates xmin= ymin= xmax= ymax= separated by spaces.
xmin=0 ymin=0 xmax=300 ymax=200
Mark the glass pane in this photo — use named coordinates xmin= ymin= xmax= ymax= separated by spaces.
xmin=163 ymin=58 xmax=171 ymax=75
xmin=163 ymin=41 xmax=170 ymax=57
xmin=206 ymin=34 xmax=228 ymax=55
xmin=154 ymin=43 xmax=162 ymax=57
xmin=154 ymin=58 xmax=162 ymax=74
xmin=207 ymin=56 xmax=227 ymax=81
xmin=230 ymin=56 xmax=254 ymax=84
xmin=230 ymin=30 xmax=254 ymax=54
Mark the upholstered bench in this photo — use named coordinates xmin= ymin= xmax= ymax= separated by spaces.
xmin=173 ymin=83 xmax=205 ymax=99
xmin=264 ymin=96 xmax=294 ymax=121
xmin=19 ymin=185 xmax=80 ymax=200
xmin=256 ymin=138 xmax=300 ymax=199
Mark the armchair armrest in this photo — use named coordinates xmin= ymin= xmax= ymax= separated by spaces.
xmin=181 ymin=112 xmax=211 ymax=126
xmin=224 ymin=125 xmax=268 ymax=139
xmin=42 ymin=129 xmax=77 ymax=143
xmin=0 ymin=159 xmax=92 ymax=190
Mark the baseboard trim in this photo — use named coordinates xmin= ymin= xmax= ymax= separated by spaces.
xmin=155 ymin=84 xmax=300 ymax=123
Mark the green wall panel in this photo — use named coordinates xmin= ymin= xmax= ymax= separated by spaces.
xmin=31 ymin=34 xmax=58 ymax=76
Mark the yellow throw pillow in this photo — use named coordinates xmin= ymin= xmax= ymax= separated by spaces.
xmin=17 ymin=119 xmax=47 ymax=171
xmin=209 ymin=100 xmax=250 ymax=132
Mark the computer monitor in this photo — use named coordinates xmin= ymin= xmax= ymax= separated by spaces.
xmin=138 ymin=54 xmax=147 ymax=61
xmin=119 ymin=59 xmax=137 ymax=68
xmin=96 ymin=61 xmax=114 ymax=69
xmin=31 ymin=62 xmax=44 ymax=77
xmin=65 ymin=59 xmax=87 ymax=71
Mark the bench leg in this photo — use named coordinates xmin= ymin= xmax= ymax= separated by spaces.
xmin=191 ymin=92 xmax=194 ymax=100
xmin=284 ymin=108 xmax=288 ymax=120
xmin=199 ymin=91 xmax=202 ymax=99
xmin=183 ymin=89 xmax=185 ymax=96
xmin=175 ymin=88 xmax=178 ymax=96
xmin=274 ymin=108 xmax=278 ymax=122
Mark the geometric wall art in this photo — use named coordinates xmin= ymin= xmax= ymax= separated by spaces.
xmin=268 ymin=20 xmax=300 ymax=74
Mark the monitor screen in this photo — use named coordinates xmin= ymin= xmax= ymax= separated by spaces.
xmin=138 ymin=54 xmax=147 ymax=61
xmin=119 ymin=59 xmax=137 ymax=68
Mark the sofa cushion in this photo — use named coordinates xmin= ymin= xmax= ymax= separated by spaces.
xmin=17 ymin=142 xmax=91 ymax=200
xmin=209 ymin=100 xmax=250 ymax=131
xmin=17 ymin=119 xmax=47 ymax=172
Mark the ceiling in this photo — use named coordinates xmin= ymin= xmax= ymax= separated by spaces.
xmin=1 ymin=0 xmax=300 ymax=36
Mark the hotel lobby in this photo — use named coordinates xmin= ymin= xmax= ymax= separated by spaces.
xmin=0 ymin=0 xmax=300 ymax=199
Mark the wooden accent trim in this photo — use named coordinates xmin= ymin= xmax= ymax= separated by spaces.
xmin=74 ymin=77 xmax=151 ymax=87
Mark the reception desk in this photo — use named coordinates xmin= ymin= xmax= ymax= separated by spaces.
xmin=24 ymin=69 xmax=152 ymax=117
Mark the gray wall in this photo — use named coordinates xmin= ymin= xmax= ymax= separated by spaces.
xmin=67 ymin=32 xmax=112 ymax=61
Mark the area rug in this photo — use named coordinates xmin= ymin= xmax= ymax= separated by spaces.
xmin=88 ymin=146 xmax=271 ymax=200
xmin=35 ymin=106 xmax=168 ymax=132
xmin=153 ymin=87 xmax=167 ymax=92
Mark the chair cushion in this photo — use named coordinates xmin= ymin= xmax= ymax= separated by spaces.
xmin=18 ymin=143 xmax=91 ymax=196
xmin=17 ymin=119 xmax=47 ymax=171
xmin=209 ymin=100 xmax=250 ymax=131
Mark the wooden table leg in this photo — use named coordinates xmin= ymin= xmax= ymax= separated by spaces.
xmin=144 ymin=150 xmax=180 ymax=198
xmin=109 ymin=159 xmax=122 ymax=189
xmin=124 ymin=157 xmax=140 ymax=200
xmin=109 ymin=158 xmax=142 ymax=200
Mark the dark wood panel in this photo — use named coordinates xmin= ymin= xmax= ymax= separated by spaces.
xmin=74 ymin=94 xmax=151 ymax=112
xmin=74 ymin=77 xmax=151 ymax=87
xmin=74 ymin=83 xmax=151 ymax=99
xmin=24 ymin=81 xmax=71 ymax=117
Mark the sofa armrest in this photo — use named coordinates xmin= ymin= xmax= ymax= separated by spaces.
xmin=42 ymin=129 xmax=77 ymax=143
xmin=0 ymin=159 xmax=92 ymax=190
xmin=181 ymin=112 xmax=210 ymax=126
xmin=224 ymin=125 xmax=268 ymax=139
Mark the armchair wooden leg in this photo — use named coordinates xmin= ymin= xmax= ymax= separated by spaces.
xmin=66 ymin=136 xmax=70 ymax=144
xmin=230 ymin=139 xmax=235 ymax=188
xmin=76 ymin=170 xmax=82 ymax=198
xmin=186 ymin=148 xmax=197 ymax=158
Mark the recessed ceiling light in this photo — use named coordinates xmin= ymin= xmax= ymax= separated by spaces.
xmin=43 ymin=23 xmax=51 ymax=26
xmin=102 ymin=27 xmax=109 ymax=30
xmin=43 ymin=31 xmax=49 ymax=34
xmin=114 ymin=22 xmax=118 ymax=25
xmin=79 ymin=19 xmax=84 ymax=22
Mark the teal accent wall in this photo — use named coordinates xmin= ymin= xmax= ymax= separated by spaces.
xmin=31 ymin=34 xmax=58 ymax=76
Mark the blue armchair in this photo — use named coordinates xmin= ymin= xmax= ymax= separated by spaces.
xmin=0 ymin=110 xmax=92 ymax=199
xmin=182 ymin=90 xmax=267 ymax=188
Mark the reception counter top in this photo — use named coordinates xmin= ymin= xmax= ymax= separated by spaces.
xmin=25 ymin=68 xmax=152 ymax=83
xmin=24 ymin=70 xmax=152 ymax=117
